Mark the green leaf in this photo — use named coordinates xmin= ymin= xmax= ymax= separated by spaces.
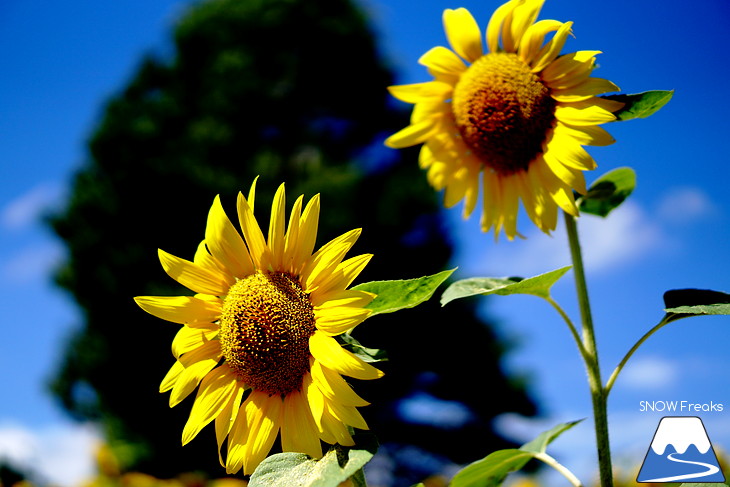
xmin=519 ymin=420 xmax=583 ymax=454
xmin=353 ymin=268 xmax=455 ymax=316
xmin=441 ymin=266 xmax=571 ymax=306
xmin=338 ymin=333 xmax=388 ymax=363
xmin=578 ymin=167 xmax=636 ymax=217
xmin=450 ymin=421 xmax=582 ymax=487
xmin=450 ymin=449 xmax=533 ymax=487
xmin=602 ymin=90 xmax=673 ymax=121
xmin=249 ymin=440 xmax=376 ymax=487
xmin=663 ymin=289 xmax=730 ymax=323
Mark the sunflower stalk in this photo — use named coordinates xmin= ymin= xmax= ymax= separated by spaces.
xmin=564 ymin=212 xmax=614 ymax=487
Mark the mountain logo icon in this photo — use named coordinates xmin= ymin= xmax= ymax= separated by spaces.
xmin=637 ymin=416 xmax=725 ymax=483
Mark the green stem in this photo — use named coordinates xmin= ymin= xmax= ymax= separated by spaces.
xmin=564 ymin=212 xmax=613 ymax=487
xmin=545 ymin=296 xmax=590 ymax=365
xmin=605 ymin=316 xmax=671 ymax=395
xmin=533 ymin=452 xmax=584 ymax=487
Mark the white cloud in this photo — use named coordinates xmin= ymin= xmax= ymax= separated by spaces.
xmin=0 ymin=421 xmax=100 ymax=487
xmin=465 ymin=201 xmax=666 ymax=277
xmin=1 ymin=182 xmax=65 ymax=231
xmin=656 ymin=187 xmax=718 ymax=224
xmin=621 ymin=356 xmax=679 ymax=390
xmin=2 ymin=242 xmax=64 ymax=284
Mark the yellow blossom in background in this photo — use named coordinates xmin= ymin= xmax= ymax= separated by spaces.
xmin=135 ymin=179 xmax=382 ymax=475
xmin=386 ymin=0 xmax=622 ymax=239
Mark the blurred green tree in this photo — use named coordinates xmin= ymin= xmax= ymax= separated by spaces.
xmin=49 ymin=0 xmax=536 ymax=482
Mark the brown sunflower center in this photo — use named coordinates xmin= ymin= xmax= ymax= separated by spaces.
xmin=219 ymin=271 xmax=316 ymax=396
xmin=452 ymin=52 xmax=556 ymax=175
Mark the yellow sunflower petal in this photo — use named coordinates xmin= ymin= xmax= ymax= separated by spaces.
xmin=554 ymin=101 xmax=616 ymax=126
xmin=542 ymin=50 xmax=599 ymax=84
xmin=518 ymin=19 xmax=562 ymax=65
xmin=170 ymin=341 xmax=222 ymax=407
xmin=268 ymin=183 xmax=287 ymax=270
xmin=480 ymin=170 xmax=502 ymax=235
xmin=280 ymin=390 xmax=323 ymax=458
xmin=311 ymin=289 xmax=375 ymax=308
xmin=311 ymin=360 xmax=369 ymax=407
xmin=325 ymin=399 xmax=368 ymax=431
xmin=543 ymin=150 xmax=587 ymax=194
xmin=193 ymin=240 xmax=222 ymax=271
xmin=309 ymin=253 xmax=373 ymax=299
xmin=158 ymin=249 xmax=234 ymax=296
xmin=215 ymin=384 xmax=245 ymax=467
xmin=534 ymin=158 xmax=579 ymax=215
xmin=309 ymin=331 xmax=383 ymax=380
xmin=236 ymin=191 xmax=270 ymax=270
xmin=206 ymin=196 xmax=254 ymax=278
xmin=509 ymin=0 xmax=544 ymax=52
xmin=486 ymin=0 xmax=519 ymax=53
xmin=387 ymin=81 xmax=453 ymax=104
xmin=241 ymin=391 xmax=283 ymax=475
xmin=282 ymin=194 xmax=304 ymax=273
xmin=134 ymin=295 xmax=221 ymax=326
xmin=554 ymin=122 xmax=615 ymax=147
xmin=443 ymin=8 xmax=483 ymax=62
xmin=546 ymin=130 xmax=598 ymax=170
xmin=172 ymin=326 xmax=218 ymax=359
xmin=384 ymin=119 xmax=438 ymax=149
xmin=501 ymin=174 xmax=521 ymax=240
xmin=418 ymin=46 xmax=467 ymax=77
xmin=182 ymin=364 xmax=238 ymax=446
xmin=320 ymin=403 xmax=355 ymax=446
xmin=531 ymin=21 xmax=573 ymax=73
xmin=303 ymin=372 xmax=326 ymax=432
xmin=301 ymin=228 xmax=361 ymax=291
xmin=314 ymin=307 xmax=372 ymax=336
xmin=528 ymin=157 xmax=559 ymax=229
xmin=226 ymin=402 xmax=249 ymax=474
xmin=551 ymin=77 xmax=620 ymax=102
xmin=160 ymin=360 xmax=184 ymax=393
xmin=291 ymin=194 xmax=320 ymax=274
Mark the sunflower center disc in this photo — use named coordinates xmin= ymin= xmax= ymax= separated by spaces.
xmin=219 ymin=271 xmax=316 ymax=396
xmin=452 ymin=52 xmax=556 ymax=175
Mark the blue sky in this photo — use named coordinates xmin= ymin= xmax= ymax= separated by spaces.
xmin=1 ymin=0 xmax=728 ymax=485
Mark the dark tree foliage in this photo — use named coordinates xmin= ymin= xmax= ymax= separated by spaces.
xmin=49 ymin=0 xmax=536 ymax=481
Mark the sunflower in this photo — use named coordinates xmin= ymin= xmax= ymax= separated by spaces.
xmin=134 ymin=180 xmax=382 ymax=475
xmin=385 ymin=0 xmax=623 ymax=239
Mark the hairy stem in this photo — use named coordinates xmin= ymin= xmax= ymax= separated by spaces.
xmin=564 ymin=212 xmax=613 ymax=487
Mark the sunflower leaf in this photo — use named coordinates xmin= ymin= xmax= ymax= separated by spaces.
xmin=602 ymin=90 xmax=673 ymax=121
xmin=249 ymin=437 xmax=376 ymax=487
xmin=578 ymin=167 xmax=636 ymax=217
xmin=441 ymin=266 xmax=571 ymax=306
xmin=663 ymin=289 xmax=730 ymax=324
xmin=519 ymin=420 xmax=583 ymax=454
xmin=353 ymin=268 xmax=456 ymax=316
xmin=450 ymin=421 xmax=582 ymax=487
xmin=338 ymin=333 xmax=388 ymax=363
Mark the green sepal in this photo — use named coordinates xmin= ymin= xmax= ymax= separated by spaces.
xmin=441 ymin=266 xmax=571 ymax=306
xmin=450 ymin=420 xmax=583 ymax=487
xmin=248 ymin=434 xmax=377 ymax=487
xmin=602 ymin=90 xmax=673 ymax=121
xmin=353 ymin=268 xmax=455 ymax=316
xmin=663 ymin=289 xmax=730 ymax=323
xmin=338 ymin=333 xmax=388 ymax=363
xmin=578 ymin=167 xmax=636 ymax=217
